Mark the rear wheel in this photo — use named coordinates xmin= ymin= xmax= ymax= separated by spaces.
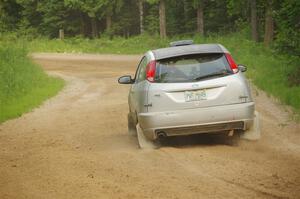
xmin=136 ymin=123 xmax=159 ymax=149
xmin=240 ymin=111 xmax=261 ymax=141
xmin=127 ymin=113 xmax=137 ymax=136
xmin=228 ymin=130 xmax=241 ymax=146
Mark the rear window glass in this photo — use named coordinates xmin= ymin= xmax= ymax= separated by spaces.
xmin=155 ymin=53 xmax=232 ymax=83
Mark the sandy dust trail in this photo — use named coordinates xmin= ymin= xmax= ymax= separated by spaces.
xmin=0 ymin=53 xmax=299 ymax=199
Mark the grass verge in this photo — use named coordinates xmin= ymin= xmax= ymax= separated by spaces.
xmin=0 ymin=45 xmax=64 ymax=123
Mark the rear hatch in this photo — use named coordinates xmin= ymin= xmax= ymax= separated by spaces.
xmin=147 ymin=53 xmax=249 ymax=112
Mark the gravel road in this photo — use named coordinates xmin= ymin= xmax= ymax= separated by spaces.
xmin=0 ymin=53 xmax=299 ymax=199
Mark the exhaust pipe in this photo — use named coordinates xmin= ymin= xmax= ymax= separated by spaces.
xmin=157 ymin=131 xmax=167 ymax=139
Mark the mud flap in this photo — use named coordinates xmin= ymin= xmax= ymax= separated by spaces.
xmin=241 ymin=111 xmax=261 ymax=141
xmin=136 ymin=124 xmax=159 ymax=149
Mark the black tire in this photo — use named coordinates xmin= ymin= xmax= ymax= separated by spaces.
xmin=228 ymin=130 xmax=241 ymax=146
xmin=240 ymin=111 xmax=261 ymax=141
xmin=127 ymin=113 xmax=137 ymax=136
xmin=136 ymin=123 xmax=159 ymax=149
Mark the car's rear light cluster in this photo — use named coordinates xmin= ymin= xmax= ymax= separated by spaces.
xmin=146 ymin=60 xmax=156 ymax=82
xmin=225 ymin=53 xmax=238 ymax=73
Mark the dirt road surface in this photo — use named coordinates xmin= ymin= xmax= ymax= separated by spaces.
xmin=0 ymin=53 xmax=299 ymax=199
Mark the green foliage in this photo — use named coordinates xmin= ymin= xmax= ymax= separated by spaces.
xmin=0 ymin=44 xmax=64 ymax=123
xmin=65 ymin=0 xmax=104 ymax=18
xmin=144 ymin=3 xmax=159 ymax=35
xmin=15 ymin=0 xmax=42 ymax=34
xmin=24 ymin=34 xmax=166 ymax=54
xmin=274 ymin=0 xmax=300 ymax=56
xmin=37 ymin=0 xmax=68 ymax=37
xmin=0 ymin=0 xmax=22 ymax=32
xmin=64 ymin=0 xmax=122 ymax=18
xmin=146 ymin=0 xmax=159 ymax=5
xmin=111 ymin=0 xmax=139 ymax=36
xmin=191 ymin=0 xmax=203 ymax=8
xmin=204 ymin=0 xmax=234 ymax=34
xmin=167 ymin=1 xmax=195 ymax=35
xmin=226 ymin=0 xmax=249 ymax=17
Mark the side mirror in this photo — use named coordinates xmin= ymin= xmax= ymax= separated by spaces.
xmin=238 ymin=64 xmax=247 ymax=72
xmin=118 ymin=75 xmax=134 ymax=84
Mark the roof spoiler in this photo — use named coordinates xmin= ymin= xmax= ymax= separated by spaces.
xmin=170 ymin=40 xmax=194 ymax=47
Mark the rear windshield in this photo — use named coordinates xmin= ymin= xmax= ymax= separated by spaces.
xmin=154 ymin=53 xmax=232 ymax=83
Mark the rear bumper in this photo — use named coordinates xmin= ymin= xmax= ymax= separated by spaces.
xmin=138 ymin=102 xmax=255 ymax=140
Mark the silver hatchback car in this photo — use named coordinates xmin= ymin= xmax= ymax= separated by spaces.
xmin=119 ymin=41 xmax=260 ymax=148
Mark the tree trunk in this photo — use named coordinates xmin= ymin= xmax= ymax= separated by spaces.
xmin=138 ymin=0 xmax=144 ymax=34
xmin=80 ymin=13 xmax=85 ymax=36
xmin=159 ymin=0 xmax=167 ymax=39
xmin=91 ymin=17 xmax=98 ymax=38
xmin=264 ymin=1 xmax=274 ymax=47
xmin=196 ymin=3 xmax=204 ymax=36
xmin=250 ymin=0 xmax=258 ymax=42
xmin=106 ymin=14 xmax=112 ymax=32
xmin=59 ymin=29 xmax=64 ymax=40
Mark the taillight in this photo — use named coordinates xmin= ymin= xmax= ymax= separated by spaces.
xmin=225 ymin=53 xmax=238 ymax=73
xmin=146 ymin=60 xmax=156 ymax=82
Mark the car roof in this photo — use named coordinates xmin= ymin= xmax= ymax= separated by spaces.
xmin=151 ymin=44 xmax=228 ymax=60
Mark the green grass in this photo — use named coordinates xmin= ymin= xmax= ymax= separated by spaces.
xmin=0 ymin=45 xmax=64 ymax=123
xmin=1 ymin=33 xmax=299 ymax=119
xmin=26 ymin=35 xmax=168 ymax=54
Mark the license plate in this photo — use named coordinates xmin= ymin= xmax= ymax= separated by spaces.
xmin=184 ymin=90 xmax=207 ymax=102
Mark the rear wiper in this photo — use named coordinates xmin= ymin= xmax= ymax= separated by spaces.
xmin=194 ymin=71 xmax=229 ymax=81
